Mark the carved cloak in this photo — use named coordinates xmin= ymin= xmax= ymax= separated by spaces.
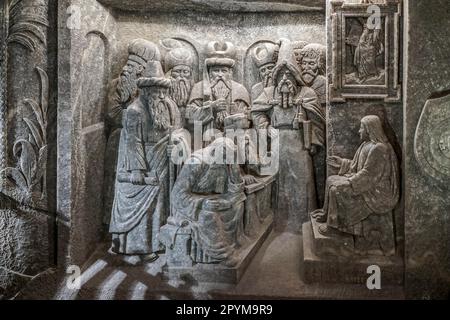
xmin=109 ymin=98 xmax=181 ymax=254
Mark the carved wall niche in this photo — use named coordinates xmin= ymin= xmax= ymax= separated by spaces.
xmin=329 ymin=0 xmax=402 ymax=102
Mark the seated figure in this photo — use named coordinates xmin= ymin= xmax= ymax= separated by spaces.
xmin=311 ymin=115 xmax=399 ymax=256
xmin=168 ymin=137 xmax=246 ymax=267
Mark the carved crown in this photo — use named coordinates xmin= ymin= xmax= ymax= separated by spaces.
xmin=165 ymin=47 xmax=194 ymax=71
xmin=205 ymin=41 xmax=236 ymax=68
xmin=252 ymin=43 xmax=280 ymax=68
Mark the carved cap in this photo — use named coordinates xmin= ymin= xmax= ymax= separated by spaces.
xmin=205 ymin=41 xmax=236 ymax=68
xmin=128 ymin=39 xmax=161 ymax=66
xmin=137 ymin=61 xmax=170 ymax=88
xmin=291 ymin=40 xmax=309 ymax=51
xmin=252 ymin=43 xmax=280 ymax=68
xmin=165 ymin=47 xmax=194 ymax=71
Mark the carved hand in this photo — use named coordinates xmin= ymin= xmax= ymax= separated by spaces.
xmin=203 ymin=198 xmax=231 ymax=211
xmin=211 ymin=98 xmax=228 ymax=112
xmin=130 ymin=170 xmax=145 ymax=185
xmin=327 ymin=156 xmax=343 ymax=169
xmin=243 ymin=175 xmax=258 ymax=185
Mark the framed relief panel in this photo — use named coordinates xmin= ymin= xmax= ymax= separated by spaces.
xmin=329 ymin=0 xmax=402 ymax=102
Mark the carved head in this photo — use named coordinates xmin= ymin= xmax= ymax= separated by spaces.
xmin=273 ymin=62 xmax=303 ymax=109
xmin=165 ymin=48 xmax=194 ymax=107
xmin=297 ymin=43 xmax=326 ymax=85
xmin=252 ymin=43 xmax=279 ymax=87
xmin=136 ymin=61 xmax=173 ymax=130
xmin=118 ymin=39 xmax=162 ymax=103
xmin=165 ymin=47 xmax=194 ymax=80
xmin=360 ymin=115 xmax=389 ymax=143
xmin=292 ymin=40 xmax=309 ymax=66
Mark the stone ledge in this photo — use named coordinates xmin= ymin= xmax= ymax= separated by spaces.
xmin=163 ymin=216 xmax=273 ymax=284
xmin=302 ymin=222 xmax=404 ymax=285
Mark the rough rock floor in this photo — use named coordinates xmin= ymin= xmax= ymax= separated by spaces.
xmin=17 ymin=231 xmax=405 ymax=300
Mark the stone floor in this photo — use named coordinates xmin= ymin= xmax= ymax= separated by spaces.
xmin=18 ymin=231 xmax=405 ymax=300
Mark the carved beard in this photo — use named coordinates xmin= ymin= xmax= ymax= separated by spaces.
xmin=262 ymin=73 xmax=272 ymax=88
xmin=210 ymin=78 xmax=232 ymax=130
xmin=169 ymin=76 xmax=193 ymax=107
xmin=301 ymin=69 xmax=319 ymax=86
xmin=276 ymin=78 xmax=297 ymax=109
xmin=117 ymin=71 xmax=138 ymax=104
xmin=149 ymin=98 xmax=171 ymax=130
xmin=211 ymin=78 xmax=231 ymax=101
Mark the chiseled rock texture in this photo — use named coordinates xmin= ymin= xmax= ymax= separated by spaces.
xmin=403 ymin=0 xmax=450 ymax=299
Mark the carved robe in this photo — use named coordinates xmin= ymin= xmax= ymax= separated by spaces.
xmin=186 ymin=80 xmax=251 ymax=134
xmin=253 ymin=85 xmax=321 ymax=231
xmin=109 ymin=97 xmax=181 ymax=254
xmin=323 ymin=141 xmax=399 ymax=255
xmin=103 ymin=78 xmax=136 ymax=225
xmin=354 ymin=29 xmax=381 ymax=80
xmin=171 ymin=153 xmax=246 ymax=264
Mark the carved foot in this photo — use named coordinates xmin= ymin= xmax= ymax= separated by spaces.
xmin=317 ymin=224 xmax=339 ymax=236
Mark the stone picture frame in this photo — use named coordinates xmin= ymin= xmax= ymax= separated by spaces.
xmin=329 ymin=0 xmax=402 ymax=102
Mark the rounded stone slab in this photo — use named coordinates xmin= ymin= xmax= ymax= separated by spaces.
xmin=414 ymin=93 xmax=450 ymax=185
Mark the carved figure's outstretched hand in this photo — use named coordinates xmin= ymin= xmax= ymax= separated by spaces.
xmin=327 ymin=155 xmax=343 ymax=169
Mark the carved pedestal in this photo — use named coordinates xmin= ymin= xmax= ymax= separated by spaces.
xmin=160 ymin=176 xmax=275 ymax=284
xmin=302 ymin=219 xmax=403 ymax=285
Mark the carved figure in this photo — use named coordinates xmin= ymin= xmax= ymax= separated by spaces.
xmin=165 ymin=47 xmax=195 ymax=122
xmin=250 ymin=42 xmax=279 ymax=101
xmin=311 ymin=115 xmax=399 ymax=256
xmin=252 ymin=41 xmax=324 ymax=231
xmin=353 ymin=24 xmax=383 ymax=83
xmin=297 ymin=43 xmax=327 ymax=104
xmin=109 ymin=60 xmax=181 ymax=259
xmin=187 ymin=41 xmax=251 ymax=132
xmin=103 ymin=39 xmax=161 ymax=224
xmin=169 ymin=137 xmax=246 ymax=266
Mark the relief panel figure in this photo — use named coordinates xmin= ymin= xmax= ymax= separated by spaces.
xmin=186 ymin=41 xmax=251 ymax=134
xmin=166 ymin=138 xmax=246 ymax=267
xmin=164 ymin=46 xmax=195 ymax=124
xmin=345 ymin=19 xmax=385 ymax=85
xmin=297 ymin=43 xmax=327 ymax=104
xmin=109 ymin=60 xmax=182 ymax=258
xmin=311 ymin=115 xmax=399 ymax=256
xmin=103 ymin=39 xmax=161 ymax=224
xmin=250 ymin=42 xmax=279 ymax=101
xmin=252 ymin=40 xmax=324 ymax=231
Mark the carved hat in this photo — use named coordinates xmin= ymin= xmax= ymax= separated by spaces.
xmin=251 ymin=42 xmax=280 ymax=68
xmin=205 ymin=41 xmax=236 ymax=68
xmin=165 ymin=47 xmax=194 ymax=71
xmin=128 ymin=39 xmax=161 ymax=66
xmin=137 ymin=61 xmax=171 ymax=88
xmin=271 ymin=39 xmax=305 ymax=86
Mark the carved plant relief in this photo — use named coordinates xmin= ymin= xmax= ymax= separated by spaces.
xmin=1 ymin=67 xmax=49 ymax=206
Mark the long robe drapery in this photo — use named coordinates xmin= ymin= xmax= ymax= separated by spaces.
xmin=252 ymin=85 xmax=321 ymax=232
xmin=109 ymin=97 xmax=181 ymax=254
xmin=171 ymin=153 xmax=246 ymax=264
xmin=323 ymin=140 xmax=399 ymax=254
